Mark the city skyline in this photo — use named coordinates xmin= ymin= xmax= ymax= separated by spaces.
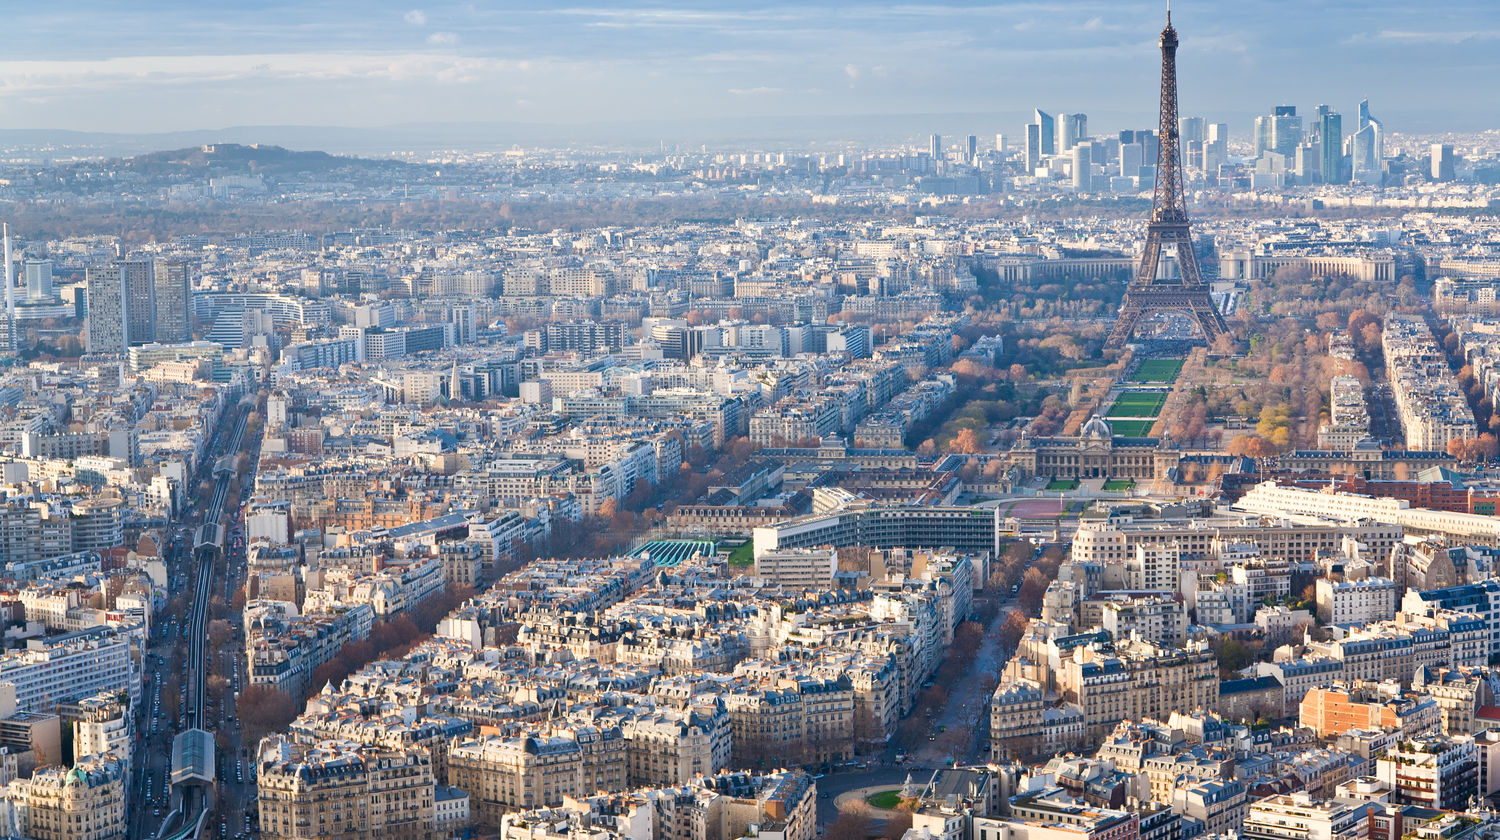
xmin=4 ymin=0 xmax=1499 ymax=142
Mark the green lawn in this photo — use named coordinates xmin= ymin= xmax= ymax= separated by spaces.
xmin=726 ymin=542 xmax=755 ymax=566
xmin=1046 ymin=478 xmax=1080 ymax=491
xmin=867 ymin=791 xmax=903 ymax=810
xmin=1106 ymin=390 xmax=1168 ymax=418
xmin=1108 ymin=420 xmax=1155 ymax=437
xmin=1103 ymin=479 xmax=1136 ymax=491
xmin=1131 ymin=358 xmax=1185 ymax=382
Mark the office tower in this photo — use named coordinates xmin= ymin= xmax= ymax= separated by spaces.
xmin=1293 ymin=144 xmax=1319 ymax=183
xmin=154 ymin=259 xmax=193 ymax=344
xmin=1319 ymin=111 xmax=1343 ymax=184
xmin=1034 ymin=109 xmax=1055 ymax=156
xmin=1255 ymin=108 xmax=1296 ymax=158
xmin=23 ymin=259 xmax=52 ymax=300
xmin=1178 ymin=117 xmax=1205 ymax=145
xmin=1122 ymin=129 xmax=1160 ymax=175
xmin=1072 ymin=143 xmax=1092 ymax=189
xmin=1025 ymin=123 xmax=1042 ymax=173
xmin=85 ymin=265 xmax=127 ymax=354
xmin=120 ymin=259 xmax=155 ymax=346
xmin=1357 ymin=99 xmax=1384 ymax=163
xmin=1256 ymin=106 xmax=1301 ymax=158
xmin=2 ymin=225 xmax=11 ymax=353
xmin=965 ymin=134 xmax=978 ymax=163
xmin=995 ymin=133 xmax=1005 ymax=153
xmin=1120 ymin=142 xmax=1144 ymax=177
xmin=1351 ymin=123 xmax=1383 ymax=184
xmin=1205 ymin=123 xmax=1229 ymax=176
xmin=1060 ymin=113 xmax=1087 ymax=151
xmin=1273 ymin=106 xmax=1302 ymax=156
xmin=1310 ymin=105 xmax=1331 ymax=145
xmin=1185 ymin=140 xmax=1204 ymax=173
xmin=929 ymin=133 xmax=942 ymax=159
xmin=1432 ymin=144 xmax=1457 ymax=181
xmin=1108 ymin=10 xmax=1228 ymax=348
xmin=1142 ymin=133 xmax=1161 ymax=173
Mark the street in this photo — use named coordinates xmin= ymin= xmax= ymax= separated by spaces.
xmin=129 ymin=400 xmax=260 ymax=840
xmin=911 ymin=591 xmax=1020 ymax=768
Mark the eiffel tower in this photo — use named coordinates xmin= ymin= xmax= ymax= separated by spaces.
xmin=1106 ymin=10 xmax=1228 ymax=349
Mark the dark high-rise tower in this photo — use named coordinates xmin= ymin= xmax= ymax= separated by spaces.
xmin=1106 ymin=11 xmax=1228 ymax=349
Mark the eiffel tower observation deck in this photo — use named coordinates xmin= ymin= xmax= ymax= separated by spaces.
xmin=1106 ymin=10 xmax=1229 ymax=349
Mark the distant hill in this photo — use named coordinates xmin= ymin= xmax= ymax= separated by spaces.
xmin=118 ymin=143 xmax=410 ymax=179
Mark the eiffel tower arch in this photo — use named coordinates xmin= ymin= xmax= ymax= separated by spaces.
xmin=1106 ymin=12 xmax=1229 ymax=350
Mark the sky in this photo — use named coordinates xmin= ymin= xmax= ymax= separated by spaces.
xmin=3 ymin=0 xmax=1498 ymax=142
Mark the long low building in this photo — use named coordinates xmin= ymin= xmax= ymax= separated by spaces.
xmin=752 ymin=505 xmax=1001 ymax=558
xmin=1235 ymin=480 xmax=1500 ymax=543
xmin=1071 ymin=509 xmax=1402 ymax=566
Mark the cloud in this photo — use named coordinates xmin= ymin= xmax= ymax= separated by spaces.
xmin=403 ymin=9 xmax=428 ymax=26
xmin=729 ymin=86 xmax=783 ymax=96
xmin=0 ymin=52 xmax=513 ymax=93
xmin=844 ymin=64 xmax=861 ymax=82
xmin=427 ymin=32 xmax=458 ymax=45
xmin=1370 ymin=28 xmax=1500 ymax=43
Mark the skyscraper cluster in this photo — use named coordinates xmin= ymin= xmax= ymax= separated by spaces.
xmin=1020 ymin=108 xmax=1223 ymax=191
xmin=1250 ymin=98 xmax=1387 ymax=186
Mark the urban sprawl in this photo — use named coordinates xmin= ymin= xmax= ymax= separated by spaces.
xmin=3 ymin=15 xmax=1500 ymax=840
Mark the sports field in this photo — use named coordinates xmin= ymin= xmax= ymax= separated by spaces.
xmin=1131 ymin=358 xmax=1184 ymax=383
xmin=1108 ymin=420 xmax=1155 ymax=437
xmin=1106 ymin=390 xmax=1169 ymax=418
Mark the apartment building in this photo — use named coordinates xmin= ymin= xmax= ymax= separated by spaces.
xmin=1057 ymin=639 xmax=1218 ymax=741
xmin=1242 ymin=793 xmax=1371 ymax=840
xmin=721 ymin=675 xmax=855 ymax=768
xmin=1299 ymin=685 xmax=1440 ymax=739
xmin=1315 ymin=577 xmax=1396 ymax=625
xmin=445 ymin=728 xmax=627 ymax=827
xmin=1100 ymin=595 xmax=1187 ymax=646
xmin=753 ymin=548 xmax=837 ymax=590
xmin=990 ymin=680 xmax=1046 ymax=761
xmin=616 ymin=707 xmax=732 ymax=788
xmin=256 ymin=737 xmax=438 ymax=840
xmin=1374 ymin=737 xmax=1478 ymax=810
xmin=1317 ymin=376 xmax=1371 ymax=449
xmin=0 ymin=631 xmax=135 ymax=712
xmin=246 ymin=603 xmax=375 ymax=699
xmin=1382 ymin=313 xmax=1477 ymax=450
xmin=9 ymin=753 xmax=128 ymax=840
